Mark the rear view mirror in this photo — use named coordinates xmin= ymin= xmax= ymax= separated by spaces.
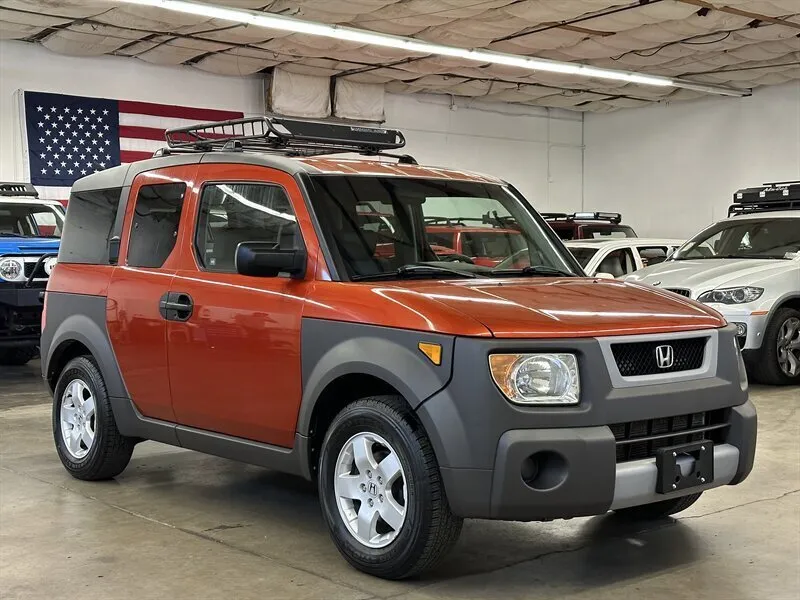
xmin=235 ymin=242 xmax=306 ymax=279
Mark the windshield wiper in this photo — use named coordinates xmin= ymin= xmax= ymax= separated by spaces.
xmin=351 ymin=263 xmax=479 ymax=282
xmin=490 ymin=265 xmax=578 ymax=278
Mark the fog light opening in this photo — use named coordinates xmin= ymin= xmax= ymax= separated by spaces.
xmin=521 ymin=451 xmax=568 ymax=491
xmin=733 ymin=322 xmax=748 ymax=338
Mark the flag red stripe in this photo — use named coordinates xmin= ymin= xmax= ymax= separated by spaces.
xmin=118 ymin=100 xmax=243 ymax=121
xmin=119 ymin=125 xmax=165 ymax=141
xmin=121 ymin=150 xmax=154 ymax=162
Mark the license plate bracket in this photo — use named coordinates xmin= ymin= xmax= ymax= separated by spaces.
xmin=656 ymin=440 xmax=713 ymax=494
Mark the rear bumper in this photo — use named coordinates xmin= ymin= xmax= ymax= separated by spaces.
xmin=436 ymin=401 xmax=756 ymax=521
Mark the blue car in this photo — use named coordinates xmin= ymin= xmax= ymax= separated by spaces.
xmin=0 ymin=183 xmax=63 ymax=365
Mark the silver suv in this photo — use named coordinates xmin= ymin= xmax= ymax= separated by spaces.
xmin=626 ymin=205 xmax=800 ymax=385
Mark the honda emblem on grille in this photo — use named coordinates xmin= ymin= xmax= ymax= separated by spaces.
xmin=655 ymin=345 xmax=674 ymax=369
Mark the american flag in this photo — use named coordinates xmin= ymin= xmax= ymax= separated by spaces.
xmin=23 ymin=91 xmax=243 ymax=204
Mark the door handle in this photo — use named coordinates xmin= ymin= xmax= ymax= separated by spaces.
xmin=159 ymin=292 xmax=194 ymax=321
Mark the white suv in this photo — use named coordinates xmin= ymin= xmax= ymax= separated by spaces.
xmin=626 ymin=209 xmax=800 ymax=385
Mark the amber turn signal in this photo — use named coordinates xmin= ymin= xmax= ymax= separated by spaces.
xmin=418 ymin=342 xmax=442 ymax=366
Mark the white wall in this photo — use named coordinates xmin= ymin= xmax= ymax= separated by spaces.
xmin=0 ymin=40 xmax=583 ymax=210
xmin=584 ymin=82 xmax=800 ymax=238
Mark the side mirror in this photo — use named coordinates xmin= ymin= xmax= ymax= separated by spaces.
xmin=235 ymin=242 xmax=306 ymax=279
xmin=595 ymin=272 xmax=616 ymax=280
xmin=108 ymin=236 xmax=120 ymax=265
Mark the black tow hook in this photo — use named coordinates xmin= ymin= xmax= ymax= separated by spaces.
xmin=24 ymin=253 xmax=56 ymax=288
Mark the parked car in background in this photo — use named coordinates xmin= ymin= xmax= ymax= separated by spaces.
xmin=542 ymin=211 xmax=637 ymax=240
xmin=497 ymin=238 xmax=683 ymax=277
xmin=424 ymin=217 xmax=525 ymax=266
xmin=626 ymin=182 xmax=800 ymax=385
xmin=0 ymin=182 xmax=63 ymax=365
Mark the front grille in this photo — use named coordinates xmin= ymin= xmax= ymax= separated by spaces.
xmin=665 ymin=288 xmax=691 ymax=298
xmin=611 ymin=337 xmax=707 ymax=376
xmin=23 ymin=261 xmax=47 ymax=279
xmin=610 ymin=410 xmax=729 ymax=463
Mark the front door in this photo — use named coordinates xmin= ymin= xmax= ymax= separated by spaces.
xmin=106 ymin=168 xmax=193 ymax=422
xmin=166 ymin=167 xmax=317 ymax=448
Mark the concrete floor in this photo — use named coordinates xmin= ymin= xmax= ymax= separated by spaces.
xmin=1 ymin=361 xmax=798 ymax=600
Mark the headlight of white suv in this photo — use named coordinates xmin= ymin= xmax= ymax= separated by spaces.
xmin=0 ymin=257 xmax=24 ymax=282
xmin=489 ymin=353 xmax=580 ymax=405
xmin=697 ymin=286 xmax=763 ymax=304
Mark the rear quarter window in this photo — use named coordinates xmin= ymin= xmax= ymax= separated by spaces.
xmin=59 ymin=188 xmax=123 ymax=264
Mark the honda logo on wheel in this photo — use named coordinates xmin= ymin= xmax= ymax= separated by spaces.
xmin=655 ymin=345 xmax=674 ymax=369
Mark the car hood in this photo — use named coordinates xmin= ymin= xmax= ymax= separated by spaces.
xmin=625 ymin=258 xmax=796 ymax=292
xmin=0 ymin=236 xmax=60 ymax=256
xmin=383 ymin=277 xmax=724 ymax=338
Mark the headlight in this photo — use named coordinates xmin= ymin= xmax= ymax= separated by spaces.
xmin=44 ymin=256 xmax=58 ymax=275
xmin=489 ymin=353 xmax=580 ymax=405
xmin=697 ymin=286 xmax=763 ymax=304
xmin=0 ymin=257 xmax=24 ymax=282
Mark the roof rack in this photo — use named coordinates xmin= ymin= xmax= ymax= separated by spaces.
xmin=163 ymin=116 xmax=413 ymax=160
xmin=728 ymin=181 xmax=800 ymax=216
xmin=0 ymin=182 xmax=38 ymax=198
xmin=542 ymin=211 xmax=622 ymax=224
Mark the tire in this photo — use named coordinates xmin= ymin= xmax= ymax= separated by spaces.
xmin=747 ymin=308 xmax=800 ymax=386
xmin=318 ymin=395 xmax=463 ymax=579
xmin=52 ymin=356 xmax=135 ymax=481
xmin=0 ymin=347 xmax=38 ymax=366
xmin=615 ymin=492 xmax=702 ymax=520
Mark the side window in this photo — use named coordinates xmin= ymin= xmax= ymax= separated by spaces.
xmin=127 ymin=183 xmax=186 ymax=268
xmin=195 ymin=183 xmax=298 ymax=272
xmin=637 ymin=246 xmax=669 ymax=267
xmin=60 ymin=187 xmax=122 ymax=264
xmin=597 ymin=248 xmax=636 ymax=277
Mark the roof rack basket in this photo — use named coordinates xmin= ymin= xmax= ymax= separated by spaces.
xmin=164 ymin=116 xmax=411 ymax=160
xmin=728 ymin=182 xmax=800 ymax=216
xmin=0 ymin=182 xmax=39 ymax=198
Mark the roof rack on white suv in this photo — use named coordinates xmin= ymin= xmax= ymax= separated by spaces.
xmin=729 ymin=181 xmax=800 ymax=216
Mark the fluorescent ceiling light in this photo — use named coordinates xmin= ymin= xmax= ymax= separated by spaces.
xmin=115 ymin=0 xmax=748 ymax=97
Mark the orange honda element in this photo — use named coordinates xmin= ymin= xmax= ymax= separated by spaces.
xmin=41 ymin=117 xmax=756 ymax=580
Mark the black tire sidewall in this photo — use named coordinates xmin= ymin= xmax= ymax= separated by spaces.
xmin=52 ymin=357 xmax=111 ymax=475
xmin=318 ymin=400 xmax=432 ymax=574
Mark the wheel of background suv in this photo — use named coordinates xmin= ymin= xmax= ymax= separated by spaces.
xmin=748 ymin=308 xmax=800 ymax=386
xmin=53 ymin=356 xmax=135 ymax=480
xmin=615 ymin=493 xmax=702 ymax=520
xmin=0 ymin=347 xmax=38 ymax=366
xmin=318 ymin=395 xmax=463 ymax=579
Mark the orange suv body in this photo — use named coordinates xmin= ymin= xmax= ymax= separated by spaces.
xmin=41 ymin=118 xmax=756 ymax=580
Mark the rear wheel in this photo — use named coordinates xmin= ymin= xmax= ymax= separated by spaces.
xmin=0 ymin=347 xmax=38 ymax=366
xmin=615 ymin=493 xmax=702 ymax=520
xmin=748 ymin=308 xmax=800 ymax=385
xmin=318 ymin=396 xmax=462 ymax=579
xmin=53 ymin=356 xmax=135 ymax=480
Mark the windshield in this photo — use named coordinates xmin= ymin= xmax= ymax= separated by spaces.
xmin=0 ymin=202 xmax=64 ymax=238
xmin=306 ymin=176 xmax=581 ymax=280
xmin=674 ymin=217 xmax=800 ymax=260
xmin=568 ymin=247 xmax=600 ymax=268
xmin=582 ymin=225 xmax=636 ymax=239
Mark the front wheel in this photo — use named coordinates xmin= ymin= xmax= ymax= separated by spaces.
xmin=318 ymin=396 xmax=463 ymax=579
xmin=748 ymin=308 xmax=800 ymax=385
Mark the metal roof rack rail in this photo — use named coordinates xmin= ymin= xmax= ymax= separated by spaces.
xmin=164 ymin=116 xmax=409 ymax=159
xmin=0 ymin=182 xmax=38 ymax=198
xmin=540 ymin=212 xmax=569 ymax=220
xmin=729 ymin=181 xmax=800 ymax=216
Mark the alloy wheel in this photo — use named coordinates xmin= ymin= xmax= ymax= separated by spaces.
xmin=777 ymin=316 xmax=800 ymax=377
xmin=60 ymin=379 xmax=96 ymax=459
xmin=334 ymin=432 xmax=407 ymax=548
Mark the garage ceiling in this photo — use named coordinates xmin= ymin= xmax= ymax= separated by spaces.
xmin=1 ymin=0 xmax=798 ymax=112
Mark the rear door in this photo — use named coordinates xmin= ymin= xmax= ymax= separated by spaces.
xmin=166 ymin=165 xmax=319 ymax=448
xmin=106 ymin=167 xmax=194 ymax=422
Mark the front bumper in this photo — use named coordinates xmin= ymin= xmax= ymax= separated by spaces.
xmin=0 ymin=286 xmax=44 ymax=348
xmin=434 ymin=402 xmax=756 ymax=521
xmin=416 ymin=325 xmax=755 ymax=521
xmin=707 ymin=304 xmax=769 ymax=350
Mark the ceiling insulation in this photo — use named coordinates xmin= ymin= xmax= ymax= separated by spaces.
xmin=0 ymin=0 xmax=798 ymax=111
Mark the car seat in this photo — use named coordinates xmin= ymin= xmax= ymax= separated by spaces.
xmin=598 ymin=253 xmax=625 ymax=277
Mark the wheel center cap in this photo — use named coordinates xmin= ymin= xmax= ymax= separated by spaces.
xmin=367 ymin=481 xmax=378 ymax=497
